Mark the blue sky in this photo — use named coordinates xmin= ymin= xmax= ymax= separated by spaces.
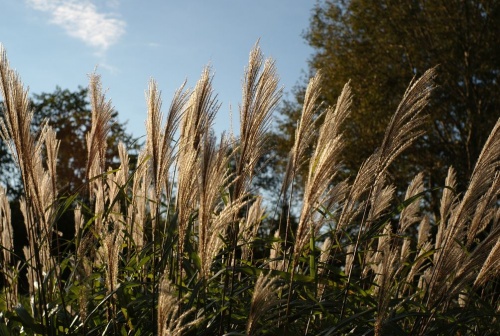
xmin=0 ymin=0 xmax=315 ymax=139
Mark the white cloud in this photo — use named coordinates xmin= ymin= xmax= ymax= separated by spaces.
xmin=97 ymin=59 xmax=120 ymax=75
xmin=26 ymin=0 xmax=125 ymax=52
xmin=104 ymin=0 xmax=121 ymax=9
xmin=147 ymin=42 xmax=161 ymax=48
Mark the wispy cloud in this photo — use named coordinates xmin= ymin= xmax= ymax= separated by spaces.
xmin=104 ymin=0 xmax=121 ymax=9
xmin=97 ymin=60 xmax=120 ymax=75
xmin=147 ymin=42 xmax=161 ymax=48
xmin=26 ymin=0 xmax=125 ymax=52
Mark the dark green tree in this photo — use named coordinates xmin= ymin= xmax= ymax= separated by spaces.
xmin=1 ymin=86 xmax=139 ymax=198
xmin=0 ymin=133 xmax=19 ymax=198
xmin=271 ymin=0 xmax=500 ymax=212
xmin=30 ymin=86 xmax=139 ymax=195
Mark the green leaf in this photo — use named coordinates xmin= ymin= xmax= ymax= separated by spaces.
xmin=13 ymin=305 xmax=45 ymax=334
xmin=0 ymin=323 xmax=11 ymax=336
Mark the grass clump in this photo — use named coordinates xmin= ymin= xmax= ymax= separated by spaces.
xmin=0 ymin=42 xmax=499 ymax=335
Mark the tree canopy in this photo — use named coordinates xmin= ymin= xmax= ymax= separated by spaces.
xmin=0 ymin=86 xmax=138 ymax=197
xmin=271 ymin=0 xmax=500 ymax=209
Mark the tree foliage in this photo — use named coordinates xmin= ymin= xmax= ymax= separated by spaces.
xmin=0 ymin=133 xmax=18 ymax=197
xmin=272 ymin=0 xmax=500 ymax=206
xmin=0 ymin=86 xmax=139 ymax=197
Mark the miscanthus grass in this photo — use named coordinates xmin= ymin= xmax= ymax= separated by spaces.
xmin=0 ymin=42 xmax=499 ymax=335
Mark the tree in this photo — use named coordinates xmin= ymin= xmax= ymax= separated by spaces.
xmin=0 ymin=86 xmax=139 ymax=198
xmin=30 ymin=86 xmax=139 ymax=195
xmin=271 ymin=0 xmax=500 ymax=211
xmin=0 ymin=133 xmax=19 ymax=198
